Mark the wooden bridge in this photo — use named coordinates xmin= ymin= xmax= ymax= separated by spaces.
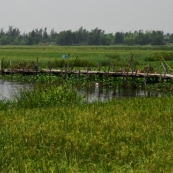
xmin=1 ymin=55 xmax=173 ymax=84
xmin=1 ymin=68 xmax=173 ymax=82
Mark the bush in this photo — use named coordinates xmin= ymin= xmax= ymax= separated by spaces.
xmin=13 ymin=84 xmax=83 ymax=108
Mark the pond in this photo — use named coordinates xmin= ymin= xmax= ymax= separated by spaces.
xmin=1 ymin=79 xmax=172 ymax=102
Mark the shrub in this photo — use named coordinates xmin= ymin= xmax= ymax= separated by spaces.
xmin=13 ymin=84 xmax=83 ymax=108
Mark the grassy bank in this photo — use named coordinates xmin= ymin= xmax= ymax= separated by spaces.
xmin=0 ymin=84 xmax=173 ymax=172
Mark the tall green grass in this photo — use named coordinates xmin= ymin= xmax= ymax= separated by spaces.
xmin=8 ymin=83 xmax=83 ymax=108
xmin=1 ymin=97 xmax=173 ymax=172
xmin=1 ymin=45 xmax=173 ymax=71
xmin=0 ymin=82 xmax=173 ymax=172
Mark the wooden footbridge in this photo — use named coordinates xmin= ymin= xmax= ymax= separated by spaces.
xmin=1 ymin=55 xmax=173 ymax=84
xmin=1 ymin=68 xmax=173 ymax=83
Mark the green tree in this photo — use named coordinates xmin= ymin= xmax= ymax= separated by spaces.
xmin=87 ymin=27 xmax=104 ymax=45
xmin=56 ymin=30 xmax=73 ymax=45
xmin=114 ymin=32 xmax=124 ymax=44
xmin=0 ymin=35 xmax=9 ymax=45
xmin=50 ymin=28 xmax=57 ymax=43
xmin=73 ymin=27 xmax=88 ymax=45
xmin=151 ymin=31 xmax=164 ymax=45
xmin=43 ymin=28 xmax=49 ymax=43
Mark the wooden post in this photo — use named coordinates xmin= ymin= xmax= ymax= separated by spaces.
xmin=158 ymin=68 xmax=163 ymax=84
xmin=36 ymin=57 xmax=38 ymax=75
xmin=121 ymin=68 xmax=125 ymax=85
xmin=48 ymin=59 xmax=51 ymax=75
xmin=108 ymin=63 xmax=111 ymax=72
xmin=112 ymin=65 xmax=117 ymax=81
xmin=106 ymin=63 xmax=111 ymax=80
xmin=78 ymin=70 xmax=80 ymax=79
xmin=125 ymin=68 xmax=129 ymax=85
xmin=99 ymin=74 xmax=103 ymax=81
xmin=22 ymin=61 xmax=25 ymax=76
xmin=131 ymin=68 xmax=137 ymax=88
xmin=128 ymin=53 xmax=133 ymax=70
xmin=10 ymin=60 xmax=12 ymax=81
xmin=98 ymin=62 xmax=101 ymax=71
xmin=61 ymin=66 xmax=64 ymax=79
xmin=70 ymin=56 xmax=78 ymax=72
xmin=161 ymin=61 xmax=169 ymax=74
xmin=62 ymin=64 xmax=67 ymax=80
xmin=86 ymin=65 xmax=90 ymax=79
xmin=1 ymin=59 xmax=4 ymax=76
xmin=144 ymin=67 xmax=149 ymax=88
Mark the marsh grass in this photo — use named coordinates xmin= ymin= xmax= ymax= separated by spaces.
xmin=1 ymin=45 xmax=173 ymax=71
xmin=4 ymin=71 xmax=173 ymax=93
xmin=1 ymin=97 xmax=173 ymax=172
xmin=10 ymin=83 xmax=83 ymax=108
xmin=144 ymin=52 xmax=173 ymax=61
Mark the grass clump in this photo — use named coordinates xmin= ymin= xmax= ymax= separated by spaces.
xmin=12 ymin=83 xmax=83 ymax=108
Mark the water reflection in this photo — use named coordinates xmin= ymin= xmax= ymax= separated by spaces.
xmin=0 ymin=80 xmax=172 ymax=102
xmin=76 ymin=84 xmax=172 ymax=102
xmin=0 ymin=79 xmax=32 ymax=100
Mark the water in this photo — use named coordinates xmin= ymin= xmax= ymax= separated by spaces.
xmin=0 ymin=79 xmax=33 ymax=100
xmin=0 ymin=80 xmax=172 ymax=102
xmin=76 ymin=84 xmax=173 ymax=102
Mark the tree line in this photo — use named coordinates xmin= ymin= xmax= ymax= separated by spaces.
xmin=0 ymin=26 xmax=173 ymax=46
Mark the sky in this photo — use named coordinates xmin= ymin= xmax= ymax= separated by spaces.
xmin=1 ymin=0 xmax=173 ymax=34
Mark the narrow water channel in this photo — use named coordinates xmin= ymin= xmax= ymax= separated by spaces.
xmin=76 ymin=84 xmax=173 ymax=102
xmin=0 ymin=79 xmax=172 ymax=102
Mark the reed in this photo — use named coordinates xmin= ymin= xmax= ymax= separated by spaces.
xmin=1 ymin=95 xmax=173 ymax=172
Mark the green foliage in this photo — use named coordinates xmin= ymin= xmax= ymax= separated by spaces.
xmin=0 ymin=26 xmax=170 ymax=45
xmin=106 ymin=53 xmax=120 ymax=60
xmin=144 ymin=52 xmax=173 ymax=61
xmin=51 ymin=58 xmax=94 ymax=68
xmin=1 ymin=98 xmax=173 ymax=172
xmin=12 ymin=84 xmax=83 ymax=108
xmin=0 ymin=46 xmax=150 ymax=69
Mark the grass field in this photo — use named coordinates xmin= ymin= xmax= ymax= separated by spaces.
xmin=1 ymin=95 xmax=173 ymax=172
xmin=1 ymin=45 xmax=173 ymax=72
xmin=1 ymin=46 xmax=173 ymax=172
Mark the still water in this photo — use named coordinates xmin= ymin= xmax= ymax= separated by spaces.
xmin=76 ymin=85 xmax=172 ymax=102
xmin=0 ymin=80 xmax=33 ymax=100
xmin=0 ymin=80 xmax=172 ymax=102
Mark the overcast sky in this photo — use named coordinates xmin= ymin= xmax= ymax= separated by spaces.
xmin=1 ymin=0 xmax=173 ymax=34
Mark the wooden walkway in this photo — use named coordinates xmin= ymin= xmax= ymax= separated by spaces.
xmin=2 ymin=69 xmax=173 ymax=80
